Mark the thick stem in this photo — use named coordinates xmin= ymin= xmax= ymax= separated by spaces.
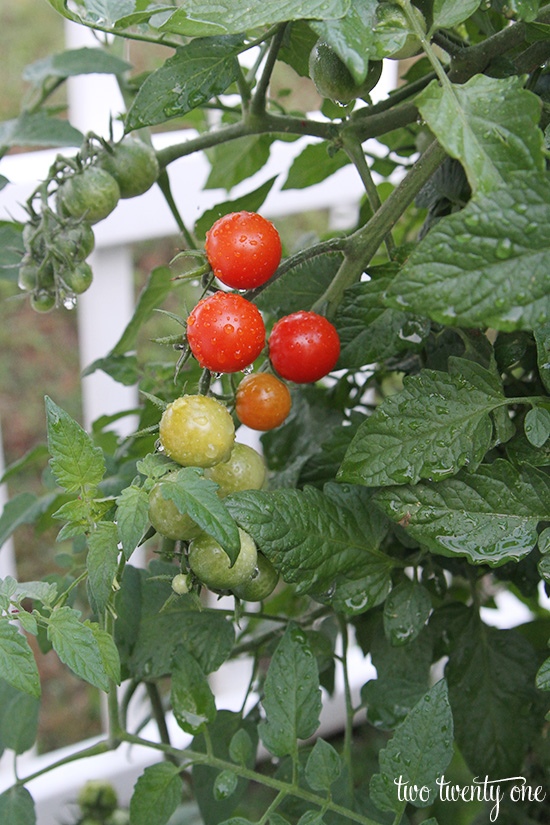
xmin=250 ymin=25 xmax=288 ymax=116
xmin=343 ymin=137 xmax=395 ymax=256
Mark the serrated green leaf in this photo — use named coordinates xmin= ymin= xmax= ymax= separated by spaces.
xmin=47 ymin=606 xmax=109 ymax=691
xmin=370 ymin=680 xmax=453 ymax=813
xmin=82 ymin=353 xmax=138 ymax=385
xmin=116 ymin=485 xmax=150 ymax=559
xmin=431 ymin=0 xmax=481 ymax=30
xmin=282 ymin=142 xmax=350 ymax=190
xmin=195 ymin=177 xmax=277 ymax=239
xmin=129 ymin=762 xmax=182 ymax=825
xmin=171 ymin=649 xmax=217 ymax=733
xmin=446 ymin=613 xmax=539 ymax=776
xmin=10 ymin=580 xmax=58 ymax=606
xmin=205 ymin=135 xmax=274 ymax=191
xmin=260 ymin=623 xmax=322 ymax=757
xmin=536 ymin=655 xmax=550 ymax=690
xmin=0 ymin=679 xmax=40 ymax=755
xmin=335 ymin=276 xmax=430 ymax=368
xmin=227 ymin=483 xmax=392 ymax=610
xmin=126 ymin=37 xmax=242 ymax=131
xmin=416 ymin=75 xmax=543 ymax=195
xmin=0 ymin=786 xmax=36 ymax=825
xmin=159 ymin=468 xmax=240 ymax=561
xmin=0 ymin=112 xmax=83 ymax=150
xmin=311 ymin=0 xmax=377 ymax=84
xmin=82 ymin=0 xmax=135 ymax=25
xmin=85 ymin=621 xmax=121 ymax=685
xmin=45 ymin=397 xmax=105 ymax=494
xmin=386 ymin=172 xmax=550 ymax=331
xmin=23 ymin=47 xmax=131 ymax=86
xmin=305 ymin=738 xmax=342 ymax=792
xmin=160 ymin=0 xmax=349 ymax=37
xmin=383 ymin=581 xmax=432 ymax=647
xmin=339 ymin=359 xmax=504 ymax=487
xmin=0 ymin=445 xmax=49 ymax=485
xmin=0 ymin=493 xmax=39 ymax=550
xmin=129 ymin=599 xmax=235 ymax=679
xmin=525 ymin=406 xmax=550 ymax=447
xmin=229 ymin=728 xmax=253 ymax=765
xmin=0 ymin=622 xmax=40 ymax=698
xmin=87 ymin=522 xmax=120 ymax=613
xmin=374 ymin=459 xmax=550 ymax=566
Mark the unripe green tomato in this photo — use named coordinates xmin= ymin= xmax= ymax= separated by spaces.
xmin=309 ymin=41 xmax=382 ymax=103
xmin=30 ymin=290 xmax=55 ymax=313
xmin=56 ymin=166 xmax=120 ymax=225
xmin=106 ymin=810 xmax=130 ymax=825
xmin=188 ymin=529 xmax=257 ymax=590
xmin=159 ymin=394 xmax=235 ymax=468
xmin=62 ymin=261 xmax=93 ymax=294
xmin=23 ymin=222 xmax=46 ymax=260
xmin=232 ymin=553 xmax=279 ymax=601
xmin=375 ymin=2 xmax=426 ymax=60
xmin=171 ymin=572 xmax=192 ymax=594
xmin=56 ymin=222 xmax=95 ymax=262
xmin=77 ymin=779 xmax=118 ymax=814
xmin=204 ymin=443 xmax=266 ymax=496
xmin=149 ymin=474 xmax=203 ymax=541
xmin=98 ymin=138 xmax=160 ymax=199
xmin=18 ymin=256 xmax=39 ymax=292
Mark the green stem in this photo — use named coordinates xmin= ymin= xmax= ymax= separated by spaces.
xmin=17 ymin=740 xmax=112 ymax=786
xmin=338 ymin=617 xmax=354 ymax=793
xmin=105 ymin=610 xmax=122 ymax=745
xmin=250 ymin=25 xmax=288 ymax=117
xmin=343 ymin=137 xmax=395 ymax=256
xmin=156 ymin=169 xmax=196 ymax=249
xmin=258 ymin=789 xmax=287 ymax=825
xmin=120 ymin=732 xmax=383 ymax=825
xmin=145 ymin=681 xmax=178 ymax=765
xmin=312 ymin=140 xmax=448 ymax=317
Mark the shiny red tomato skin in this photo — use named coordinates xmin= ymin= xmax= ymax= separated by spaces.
xmin=186 ymin=291 xmax=266 ymax=373
xmin=205 ymin=211 xmax=281 ymax=290
xmin=268 ymin=310 xmax=340 ymax=383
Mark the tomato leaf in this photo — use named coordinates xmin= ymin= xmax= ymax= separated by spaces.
xmin=446 ymin=612 xmax=540 ymax=776
xmin=281 ymin=142 xmax=350 ymax=191
xmin=45 ymin=397 xmax=105 ymax=494
xmin=0 ymin=494 xmax=38 ymax=550
xmin=257 ymin=253 xmax=343 ymax=318
xmin=84 ymin=621 xmax=121 ymax=685
xmin=370 ymin=680 xmax=453 ymax=813
xmin=383 ymin=581 xmax=432 ymax=647
xmin=431 ymin=0 xmax=481 ymax=30
xmin=195 ymin=176 xmax=277 ymax=240
xmin=205 ymin=135 xmax=274 ymax=191
xmin=86 ymin=522 xmax=120 ymax=613
xmin=311 ymin=0 xmax=377 ymax=84
xmin=0 ymin=621 xmax=41 ymax=699
xmin=260 ymin=623 xmax=322 ymax=757
xmin=0 ymin=786 xmax=36 ymax=825
xmin=171 ymin=649 xmax=217 ymax=733
xmin=0 ymin=111 xmax=83 ymax=150
xmin=129 ymin=762 xmax=182 ymax=825
xmin=373 ymin=459 xmax=550 ymax=566
xmin=159 ymin=0 xmax=349 ymax=37
xmin=416 ymin=75 xmax=543 ymax=195
xmin=47 ymin=606 xmax=110 ymax=691
xmin=23 ymin=47 xmax=131 ymax=86
xmin=0 ymin=679 xmax=40 ymax=755
xmin=339 ymin=358 xmax=505 ymax=487
xmin=116 ymin=484 xmax=150 ymax=560
xmin=305 ymin=738 xmax=342 ymax=792
xmin=125 ymin=37 xmax=243 ymax=131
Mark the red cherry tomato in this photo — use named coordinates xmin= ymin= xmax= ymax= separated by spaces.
xmin=205 ymin=211 xmax=282 ymax=290
xmin=186 ymin=291 xmax=266 ymax=373
xmin=236 ymin=373 xmax=292 ymax=430
xmin=268 ymin=311 xmax=340 ymax=383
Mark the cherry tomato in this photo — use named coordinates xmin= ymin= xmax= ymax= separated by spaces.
xmin=186 ymin=291 xmax=265 ymax=373
xmin=235 ymin=373 xmax=292 ymax=431
xmin=309 ymin=41 xmax=383 ymax=104
xmin=268 ymin=311 xmax=340 ymax=383
xmin=171 ymin=572 xmax=192 ymax=594
xmin=148 ymin=472 xmax=203 ymax=540
xmin=98 ymin=137 xmax=159 ymax=199
xmin=56 ymin=166 xmax=120 ymax=225
xmin=159 ymin=394 xmax=235 ymax=467
xmin=77 ymin=780 xmax=118 ymax=815
xmin=232 ymin=553 xmax=279 ymax=601
xmin=188 ymin=528 xmax=258 ymax=590
xmin=205 ymin=442 xmax=266 ymax=494
xmin=205 ymin=211 xmax=281 ymax=289
xmin=62 ymin=261 xmax=93 ymax=294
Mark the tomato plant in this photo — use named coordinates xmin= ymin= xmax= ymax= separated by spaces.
xmin=159 ymin=394 xmax=235 ymax=467
xmin=235 ymin=372 xmax=292 ymax=430
xmin=268 ymin=310 xmax=341 ymax=383
xmin=5 ymin=1 xmax=550 ymax=824
xmin=186 ymin=290 xmax=266 ymax=373
xmin=205 ymin=210 xmax=282 ymax=289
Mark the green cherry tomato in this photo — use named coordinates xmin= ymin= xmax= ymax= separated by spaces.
xmin=56 ymin=166 xmax=120 ymax=225
xmin=98 ymin=137 xmax=160 ymax=199
xmin=159 ymin=394 xmax=235 ymax=468
xmin=62 ymin=261 xmax=93 ymax=294
xmin=232 ymin=553 xmax=279 ymax=601
xmin=30 ymin=290 xmax=56 ymax=313
xmin=204 ymin=442 xmax=266 ymax=495
xmin=77 ymin=780 xmax=118 ymax=814
xmin=148 ymin=473 xmax=203 ymax=541
xmin=55 ymin=222 xmax=95 ymax=262
xmin=188 ymin=529 xmax=258 ymax=590
xmin=171 ymin=572 xmax=193 ymax=594
xmin=309 ymin=41 xmax=383 ymax=104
